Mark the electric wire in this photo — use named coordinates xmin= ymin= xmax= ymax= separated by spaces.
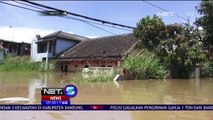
xmin=0 ymin=1 xmax=40 ymax=12
xmin=143 ymin=1 xmax=189 ymax=21
xmin=22 ymin=0 xmax=135 ymax=29
xmin=0 ymin=1 xmax=117 ymax=35
xmin=62 ymin=16 xmax=117 ymax=35
xmin=13 ymin=0 xmax=132 ymax=32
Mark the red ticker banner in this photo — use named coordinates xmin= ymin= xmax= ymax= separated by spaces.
xmin=41 ymin=96 xmax=70 ymax=101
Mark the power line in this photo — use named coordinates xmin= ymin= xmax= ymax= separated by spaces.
xmin=12 ymin=0 xmax=47 ymax=11
xmin=9 ymin=0 xmax=131 ymax=33
xmin=0 ymin=1 xmax=117 ymax=35
xmin=143 ymin=1 xmax=189 ymax=21
xmin=62 ymin=16 xmax=117 ymax=35
xmin=90 ymin=21 xmax=133 ymax=32
xmin=15 ymin=1 xmax=117 ymax=35
xmin=14 ymin=0 xmax=132 ymax=32
xmin=0 ymin=1 xmax=40 ymax=12
xmin=71 ymin=16 xmax=132 ymax=32
xmin=22 ymin=0 xmax=135 ymax=29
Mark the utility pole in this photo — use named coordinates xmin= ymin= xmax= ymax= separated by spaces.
xmin=45 ymin=41 xmax=49 ymax=70
xmin=187 ymin=17 xmax=190 ymax=25
xmin=9 ymin=26 xmax=12 ymax=41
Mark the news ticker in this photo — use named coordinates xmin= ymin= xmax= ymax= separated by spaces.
xmin=41 ymin=84 xmax=78 ymax=105
xmin=0 ymin=105 xmax=212 ymax=111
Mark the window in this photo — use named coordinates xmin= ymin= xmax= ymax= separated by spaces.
xmin=75 ymin=65 xmax=78 ymax=68
xmin=101 ymin=65 xmax=105 ymax=67
xmin=37 ymin=42 xmax=47 ymax=53
xmin=37 ymin=42 xmax=52 ymax=53
xmin=42 ymin=57 xmax=46 ymax=61
xmin=49 ymin=42 xmax=53 ymax=52
xmin=85 ymin=65 xmax=89 ymax=68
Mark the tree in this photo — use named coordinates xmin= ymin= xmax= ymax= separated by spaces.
xmin=134 ymin=15 xmax=207 ymax=79
xmin=134 ymin=15 xmax=167 ymax=51
xmin=195 ymin=0 xmax=213 ymax=61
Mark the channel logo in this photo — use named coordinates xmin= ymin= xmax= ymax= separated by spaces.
xmin=64 ymin=84 xmax=78 ymax=98
xmin=41 ymin=84 xmax=78 ymax=105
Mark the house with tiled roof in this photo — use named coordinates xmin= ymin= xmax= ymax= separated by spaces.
xmin=55 ymin=33 xmax=139 ymax=72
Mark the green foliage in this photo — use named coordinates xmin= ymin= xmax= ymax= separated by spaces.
xmin=134 ymin=15 xmax=207 ymax=78
xmin=161 ymin=25 xmax=207 ymax=78
xmin=123 ymin=50 xmax=167 ymax=80
xmin=134 ymin=15 xmax=166 ymax=51
xmin=0 ymin=56 xmax=56 ymax=72
xmin=71 ymin=74 xmax=114 ymax=83
xmin=201 ymin=62 xmax=213 ymax=77
xmin=196 ymin=0 xmax=213 ymax=61
xmin=35 ymin=61 xmax=56 ymax=72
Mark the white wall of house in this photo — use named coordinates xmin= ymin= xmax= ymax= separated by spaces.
xmin=31 ymin=38 xmax=48 ymax=62
xmin=31 ymin=37 xmax=79 ymax=62
xmin=31 ymin=38 xmax=37 ymax=61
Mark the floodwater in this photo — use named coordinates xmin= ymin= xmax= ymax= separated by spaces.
xmin=0 ymin=72 xmax=212 ymax=120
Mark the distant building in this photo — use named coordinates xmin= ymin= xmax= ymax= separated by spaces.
xmin=56 ymin=33 xmax=139 ymax=72
xmin=0 ymin=39 xmax=31 ymax=56
xmin=31 ymin=31 xmax=88 ymax=62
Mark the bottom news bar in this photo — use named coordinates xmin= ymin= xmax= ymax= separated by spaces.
xmin=0 ymin=105 xmax=212 ymax=111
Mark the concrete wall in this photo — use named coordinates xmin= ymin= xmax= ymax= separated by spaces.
xmin=58 ymin=60 xmax=121 ymax=72
xmin=31 ymin=39 xmax=39 ymax=62
xmin=31 ymin=39 xmax=51 ymax=62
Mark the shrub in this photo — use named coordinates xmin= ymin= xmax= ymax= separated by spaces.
xmin=123 ymin=51 xmax=167 ymax=80
xmin=0 ymin=56 xmax=55 ymax=72
xmin=201 ymin=62 xmax=213 ymax=77
xmin=71 ymin=74 xmax=114 ymax=83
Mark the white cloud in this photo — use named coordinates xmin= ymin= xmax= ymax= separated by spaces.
xmin=85 ymin=36 xmax=99 ymax=39
xmin=0 ymin=26 xmax=56 ymax=43
xmin=68 ymin=31 xmax=74 ymax=34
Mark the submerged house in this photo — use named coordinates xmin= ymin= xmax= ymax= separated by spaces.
xmin=56 ymin=33 xmax=139 ymax=72
xmin=0 ymin=39 xmax=31 ymax=56
xmin=31 ymin=31 xmax=88 ymax=62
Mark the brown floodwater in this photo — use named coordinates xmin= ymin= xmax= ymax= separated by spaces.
xmin=0 ymin=72 xmax=212 ymax=120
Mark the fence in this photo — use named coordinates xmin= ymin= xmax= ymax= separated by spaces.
xmin=82 ymin=67 xmax=114 ymax=74
xmin=0 ymin=49 xmax=4 ymax=63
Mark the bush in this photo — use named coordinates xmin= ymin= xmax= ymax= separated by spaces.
xmin=71 ymin=74 xmax=114 ymax=83
xmin=0 ymin=56 xmax=56 ymax=72
xmin=123 ymin=51 xmax=167 ymax=80
xmin=201 ymin=62 xmax=213 ymax=77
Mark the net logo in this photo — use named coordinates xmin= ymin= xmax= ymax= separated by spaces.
xmin=42 ymin=88 xmax=64 ymax=95
xmin=64 ymin=85 xmax=78 ymax=98
xmin=41 ymin=84 xmax=78 ymax=105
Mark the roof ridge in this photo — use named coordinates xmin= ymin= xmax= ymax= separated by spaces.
xmin=41 ymin=31 xmax=89 ymax=41
xmin=90 ymin=33 xmax=133 ymax=40
xmin=56 ymin=31 xmax=62 ymax=36
xmin=41 ymin=31 xmax=60 ymax=38
xmin=57 ymin=31 xmax=89 ymax=39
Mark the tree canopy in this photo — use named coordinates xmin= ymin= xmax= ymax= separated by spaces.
xmin=134 ymin=15 xmax=207 ymax=78
xmin=195 ymin=0 xmax=213 ymax=61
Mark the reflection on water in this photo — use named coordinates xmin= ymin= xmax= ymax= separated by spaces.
xmin=0 ymin=97 xmax=30 ymax=103
xmin=0 ymin=72 xmax=212 ymax=120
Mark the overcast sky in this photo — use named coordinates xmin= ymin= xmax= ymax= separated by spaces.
xmin=0 ymin=1 xmax=201 ymax=43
